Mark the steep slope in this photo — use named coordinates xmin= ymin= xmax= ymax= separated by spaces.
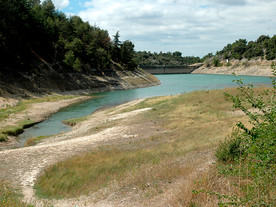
xmin=0 ymin=60 xmax=160 ymax=95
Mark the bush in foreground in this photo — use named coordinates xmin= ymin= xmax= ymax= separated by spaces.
xmin=214 ymin=73 xmax=276 ymax=206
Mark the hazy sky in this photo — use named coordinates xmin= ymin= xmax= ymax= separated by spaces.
xmin=51 ymin=0 xmax=276 ymax=57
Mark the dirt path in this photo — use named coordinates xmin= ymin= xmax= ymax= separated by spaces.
xmin=0 ymin=98 xmax=215 ymax=206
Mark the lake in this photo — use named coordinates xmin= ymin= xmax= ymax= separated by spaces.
xmin=17 ymin=74 xmax=273 ymax=146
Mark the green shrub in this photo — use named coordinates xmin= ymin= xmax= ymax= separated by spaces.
xmin=271 ymin=61 xmax=275 ymax=69
xmin=215 ymin=128 xmax=244 ymax=163
xmin=0 ymin=134 xmax=7 ymax=142
xmin=225 ymin=62 xmax=232 ymax=67
xmin=212 ymin=57 xmax=223 ymax=67
xmin=214 ymin=74 xmax=276 ymax=206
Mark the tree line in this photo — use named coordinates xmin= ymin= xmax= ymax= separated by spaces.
xmin=134 ymin=34 xmax=276 ymax=67
xmin=134 ymin=51 xmax=201 ymax=66
xmin=205 ymin=35 xmax=276 ymax=61
xmin=0 ymin=0 xmax=137 ymax=74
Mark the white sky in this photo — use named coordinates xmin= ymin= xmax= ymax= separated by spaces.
xmin=52 ymin=0 xmax=276 ymax=57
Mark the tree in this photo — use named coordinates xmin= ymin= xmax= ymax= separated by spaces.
xmin=231 ymin=39 xmax=247 ymax=60
xmin=256 ymin=35 xmax=270 ymax=43
xmin=27 ymin=0 xmax=40 ymax=7
xmin=65 ymin=38 xmax=83 ymax=57
xmin=212 ymin=57 xmax=221 ymax=67
xmin=173 ymin=51 xmax=182 ymax=57
xmin=96 ymin=48 xmax=108 ymax=69
xmin=121 ymin=40 xmax=137 ymax=69
xmin=111 ymin=31 xmax=121 ymax=62
xmin=113 ymin=31 xmax=121 ymax=47
xmin=41 ymin=0 xmax=55 ymax=18
xmin=63 ymin=50 xmax=75 ymax=67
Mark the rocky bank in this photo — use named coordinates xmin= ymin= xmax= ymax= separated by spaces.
xmin=0 ymin=66 xmax=160 ymax=96
xmin=192 ymin=58 xmax=275 ymax=77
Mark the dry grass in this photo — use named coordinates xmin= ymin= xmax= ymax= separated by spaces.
xmin=172 ymin=164 xmax=241 ymax=206
xmin=0 ymin=180 xmax=29 ymax=207
xmin=34 ymin=87 xmax=272 ymax=204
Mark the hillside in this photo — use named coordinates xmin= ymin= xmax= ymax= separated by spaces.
xmin=0 ymin=0 xmax=160 ymax=95
xmin=192 ymin=35 xmax=276 ymax=77
xmin=0 ymin=62 xmax=160 ymax=97
xmin=193 ymin=58 xmax=275 ymax=77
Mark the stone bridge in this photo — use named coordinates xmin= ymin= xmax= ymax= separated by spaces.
xmin=140 ymin=64 xmax=203 ymax=74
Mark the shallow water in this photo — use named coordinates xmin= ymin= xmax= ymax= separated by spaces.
xmin=17 ymin=74 xmax=273 ymax=146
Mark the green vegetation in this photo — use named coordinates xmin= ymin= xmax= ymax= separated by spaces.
xmin=0 ymin=134 xmax=7 ymax=142
xmin=215 ymin=35 xmax=276 ymax=60
xmin=24 ymin=135 xmax=51 ymax=147
xmin=135 ymin=51 xmax=201 ymax=66
xmin=226 ymin=61 xmax=232 ymax=67
xmin=0 ymin=180 xmax=30 ymax=207
xmin=212 ymin=57 xmax=223 ymax=67
xmin=0 ymin=125 xmax=24 ymax=136
xmin=212 ymin=75 xmax=276 ymax=206
xmin=0 ymin=120 xmax=38 ymax=140
xmin=62 ymin=116 xmax=89 ymax=126
xmin=0 ymin=0 xmax=137 ymax=75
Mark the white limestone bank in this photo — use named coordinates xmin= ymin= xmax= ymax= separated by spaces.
xmin=192 ymin=59 xmax=274 ymax=77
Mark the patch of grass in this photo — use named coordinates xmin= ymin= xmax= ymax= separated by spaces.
xmin=24 ymin=95 xmax=79 ymax=104
xmin=0 ymin=120 xmax=36 ymax=142
xmin=173 ymin=164 xmax=240 ymax=206
xmin=24 ymin=137 xmax=36 ymax=147
xmin=0 ymin=125 xmax=24 ymax=136
xmin=0 ymin=134 xmax=7 ymax=142
xmin=24 ymin=135 xmax=51 ymax=147
xmin=0 ymin=103 xmax=27 ymax=121
xmin=16 ymin=119 xmax=36 ymax=128
xmin=35 ymin=143 xmax=192 ymax=199
xmin=0 ymin=180 xmax=30 ymax=207
xmin=62 ymin=116 xmax=88 ymax=126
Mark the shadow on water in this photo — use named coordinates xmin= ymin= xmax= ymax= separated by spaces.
xmin=17 ymin=74 xmax=273 ymax=147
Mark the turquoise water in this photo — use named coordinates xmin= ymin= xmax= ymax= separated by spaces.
xmin=17 ymin=74 xmax=273 ymax=146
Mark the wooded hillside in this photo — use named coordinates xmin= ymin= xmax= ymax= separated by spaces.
xmin=0 ymin=0 xmax=137 ymax=74
xmin=203 ymin=35 xmax=276 ymax=61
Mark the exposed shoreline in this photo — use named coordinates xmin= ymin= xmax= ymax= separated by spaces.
xmin=192 ymin=59 xmax=274 ymax=77
xmin=0 ymin=69 xmax=160 ymax=149
xmin=0 ymin=63 xmax=273 ymax=149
